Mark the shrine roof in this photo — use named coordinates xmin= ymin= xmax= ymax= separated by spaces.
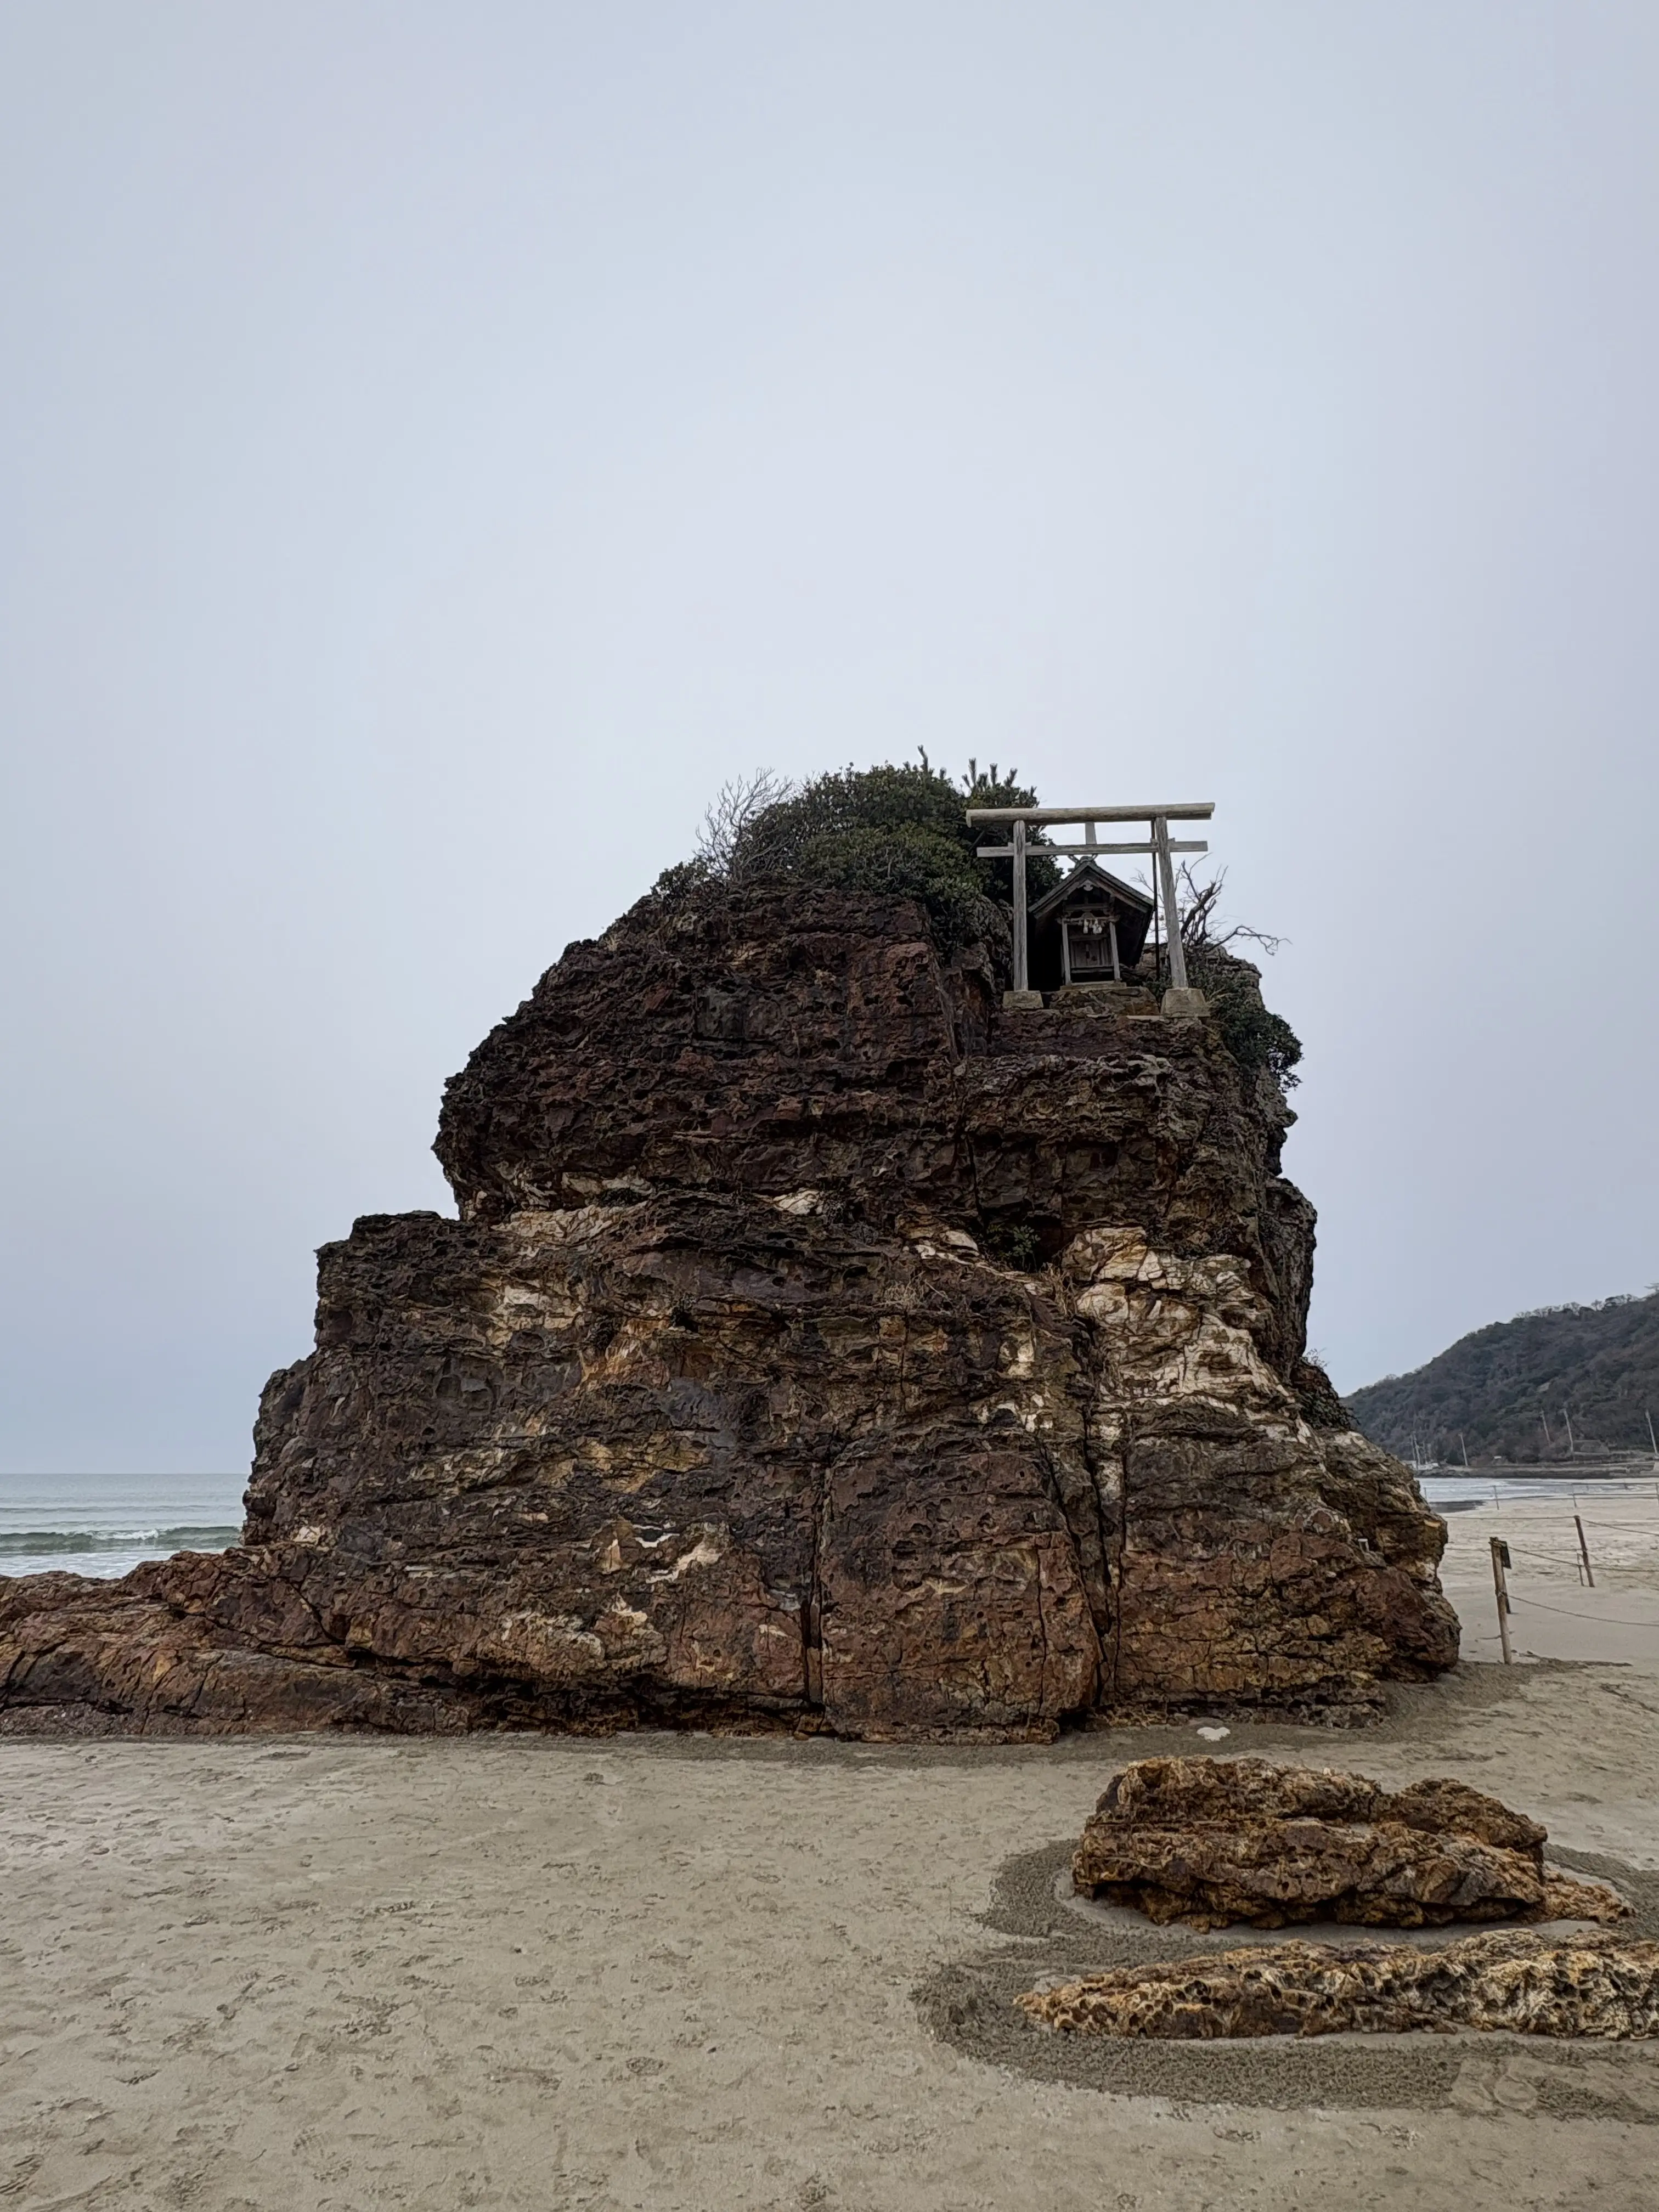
xmin=1028 ymin=858 xmax=1155 ymax=922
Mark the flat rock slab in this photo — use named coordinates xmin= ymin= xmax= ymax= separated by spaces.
xmin=1018 ymin=1928 xmax=1659 ymax=2040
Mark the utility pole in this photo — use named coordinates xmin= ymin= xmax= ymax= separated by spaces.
xmin=1460 ymin=1431 xmax=1471 ymax=1469
xmin=1564 ymin=1408 xmax=1576 ymax=1456
xmin=1646 ymin=1408 xmax=1657 ymax=1467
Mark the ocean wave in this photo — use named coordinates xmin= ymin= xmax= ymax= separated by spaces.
xmin=0 ymin=1525 xmax=241 ymax=1556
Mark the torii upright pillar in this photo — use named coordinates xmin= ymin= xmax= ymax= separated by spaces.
xmin=1010 ymin=817 xmax=1029 ymax=996
xmin=1152 ymin=814 xmax=1190 ymax=995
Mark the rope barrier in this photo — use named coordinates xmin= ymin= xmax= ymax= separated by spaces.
xmin=1506 ymin=1595 xmax=1659 ymax=1628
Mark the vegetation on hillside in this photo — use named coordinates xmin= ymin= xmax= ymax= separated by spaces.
xmin=1345 ymin=1291 xmax=1659 ymax=1465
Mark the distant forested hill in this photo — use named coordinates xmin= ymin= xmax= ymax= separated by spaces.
xmin=1345 ymin=1291 xmax=1659 ymax=1465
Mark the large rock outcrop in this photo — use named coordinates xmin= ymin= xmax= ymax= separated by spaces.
xmin=0 ymin=882 xmax=1458 ymax=1738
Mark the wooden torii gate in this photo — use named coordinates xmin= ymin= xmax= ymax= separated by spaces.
xmin=965 ymin=800 xmax=1215 ymax=1007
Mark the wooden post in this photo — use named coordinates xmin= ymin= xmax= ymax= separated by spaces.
xmin=1575 ymin=1514 xmax=1595 ymax=1588
xmin=1645 ymin=1407 xmax=1657 ymax=1466
xmin=1152 ymin=815 xmax=1189 ymax=991
xmin=1060 ymin=919 xmax=1073 ymax=986
xmin=1489 ymin=1536 xmax=1513 ymax=1664
xmin=1012 ymin=817 xmax=1029 ymax=994
xmin=1564 ymin=1408 xmax=1576 ymax=1455
xmin=1108 ymin=911 xmax=1121 ymax=983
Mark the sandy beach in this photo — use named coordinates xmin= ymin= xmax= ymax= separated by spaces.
xmin=1438 ymin=1489 xmax=1659 ymax=1672
xmin=5 ymin=1508 xmax=1659 ymax=2212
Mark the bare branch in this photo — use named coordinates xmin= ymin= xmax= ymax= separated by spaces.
xmin=695 ymin=769 xmax=795 ymax=877
xmin=1177 ymin=864 xmax=1285 ymax=956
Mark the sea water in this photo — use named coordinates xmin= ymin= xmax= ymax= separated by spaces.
xmin=0 ymin=1471 xmax=244 ymax=1580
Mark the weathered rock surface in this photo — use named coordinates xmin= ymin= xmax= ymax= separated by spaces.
xmin=1 ymin=882 xmax=1457 ymax=1739
xmin=1073 ymin=1757 xmax=1629 ymax=1929
xmin=1017 ymin=1929 xmax=1659 ymax=2040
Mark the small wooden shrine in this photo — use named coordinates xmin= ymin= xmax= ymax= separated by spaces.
xmin=1027 ymin=861 xmax=1153 ymax=992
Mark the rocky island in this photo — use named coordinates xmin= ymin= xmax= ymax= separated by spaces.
xmin=0 ymin=765 xmax=1458 ymax=1738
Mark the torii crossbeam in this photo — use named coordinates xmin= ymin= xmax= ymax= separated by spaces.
xmin=965 ymin=800 xmax=1214 ymax=1005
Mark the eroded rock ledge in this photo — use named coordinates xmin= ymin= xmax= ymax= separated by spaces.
xmin=1 ymin=882 xmax=1457 ymax=1738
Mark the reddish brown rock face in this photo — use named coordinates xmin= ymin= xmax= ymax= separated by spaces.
xmin=0 ymin=883 xmax=1458 ymax=1739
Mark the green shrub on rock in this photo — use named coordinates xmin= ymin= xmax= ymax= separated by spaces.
xmin=675 ymin=755 xmax=1057 ymax=961
xmin=1186 ymin=944 xmax=1302 ymax=1088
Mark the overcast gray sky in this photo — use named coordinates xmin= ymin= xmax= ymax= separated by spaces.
xmin=3 ymin=2 xmax=1656 ymax=1471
